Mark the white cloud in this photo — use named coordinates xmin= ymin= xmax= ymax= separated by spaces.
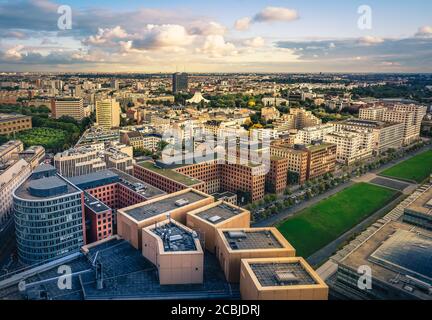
xmin=84 ymin=26 xmax=129 ymax=46
xmin=4 ymin=45 xmax=25 ymax=60
xmin=253 ymin=7 xmax=299 ymax=23
xmin=197 ymin=35 xmax=237 ymax=57
xmin=416 ymin=25 xmax=432 ymax=37
xmin=132 ymin=24 xmax=195 ymax=50
xmin=234 ymin=17 xmax=252 ymax=31
xmin=243 ymin=36 xmax=265 ymax=48
xmin=188 ymin=21 xmax=226 ymax=36
xmin=357 ymin=36 xmax=384 ymax=46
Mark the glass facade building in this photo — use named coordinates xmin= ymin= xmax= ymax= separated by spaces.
xmin=13 ymin=165 xmax=85 ymax=265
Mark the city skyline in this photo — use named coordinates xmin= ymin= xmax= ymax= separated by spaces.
xmin=0 ymin=0 xmax=432 ymax=73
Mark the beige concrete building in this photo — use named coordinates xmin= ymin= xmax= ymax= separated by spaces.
xmin=96 ymin=98 xmax=121 ymax=129
xmin=54 ymin=145 xmax=106 ymax=177
xmin=215 ymin=227 xmax=296 ymax=282
xmin=0 ymin=114 xmax=32 ymax=135
xmin=186 ymin=201 xmax=251 ymax=253
xmin=117 ymin=188 xmax=213 ymax=249
xmin=240 ymin=257 xmax=329 ymax=300
xmin=142 ymin=219 xmax=204 ymax=285
xmin=51 ymin=97 xmax=85 ymax=121
xmin=0 ymin=140 xmax=24 ymax=161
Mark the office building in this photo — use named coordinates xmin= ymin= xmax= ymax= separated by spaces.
xmin=266 ymin=156 xmax=289 ymax=194
xmin=240 ymin=257 xmax=329 ymax=300
xmin=332 ymin=221 xmax=432 ymax=300
xmin=0 ymin=113 xmax=32 ymax=135
xmin=13 ymin=164 xmax=85 ymax=265
xmin=305 ymin=143 xmax=337 ymax=180
xmin=117 ymin=188 xmax=213 ymax=249
xmin=54 ymin=145 xmax=106 ymax=177
xmin=142 ymin=219 xmax=204 ymax=285
xmin=215 ymin=227 xmax=296 ymax=282
xmin=403 ymin=187 xmax=432 ymax=230
xmin=324 ymin=130 xmax=373 ymax=164
xmin=51 ymin=98 xmax=85 ymax=121
xmin=172 ymin=72 xmax=188 ymax=93
xmin=186 ymin=201 xmax=251 ymax=253
xmin=0 ymin=140 xmax=24 ymax=161
xmin=96 ymin=99 xmax=121 ymax=129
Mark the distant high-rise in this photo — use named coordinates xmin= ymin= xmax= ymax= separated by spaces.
xmin=96 ymin=98 xmax=121 ymax=129
xmin=172 ymin=72 xmax=188 ymax=93
xmin=51 ymin=97 xmax=85 ymax=121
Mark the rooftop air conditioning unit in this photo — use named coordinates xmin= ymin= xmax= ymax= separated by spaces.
xmin=169 ymin=235 xmax=183 ymax=242
xmin=228 ymin=231 xmax=247 ymax=239
xmin=275 ymin=270 xmax=298 ymax=283
xmin=175 ymin=199 xmax=189 ymax=207
xmin=208 ymin=215 xmax=222 ymax=223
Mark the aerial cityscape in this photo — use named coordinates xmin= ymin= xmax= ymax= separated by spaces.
xmin=0 ymin=0 xmax=431 ymax=306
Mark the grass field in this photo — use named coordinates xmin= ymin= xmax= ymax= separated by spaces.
xmin=380 ymin=150 xmax=432 ymax=183
xmin=277 ymin=183 xmax=399 ymax=258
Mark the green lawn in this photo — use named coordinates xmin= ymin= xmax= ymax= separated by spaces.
xmin=380 ymin=150 xmax=432 ymax=183
xmin=15 ymin=127 xmax=67 ymax=151
xmin=277 ymin=183 xmax=399 ymax=258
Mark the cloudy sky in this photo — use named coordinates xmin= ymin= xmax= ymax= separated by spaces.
xmin=0 ymin=0 xmax=431 ymax=73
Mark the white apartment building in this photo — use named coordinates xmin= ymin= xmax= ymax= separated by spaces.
xmin=0 ymin=159 xmax=32 ymax=225
xmin=334 ymin=119 xmax=404 ymax=154
xmin=294 ymin=124 xmax=335 ymax=145
xmin=324 ymin=130 xmax=373 ymax=165
xmin=359 ymin=104 xmax=427 ymax=145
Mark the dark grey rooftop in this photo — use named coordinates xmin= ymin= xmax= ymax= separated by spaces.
xmin=151 ymin=222 xmax=198 ymax=252
xmin=196 ymin=203 xmax=243 ymax=225
xmin=223 ymin=230 xmax=283 ymax=250
xmin=68 ymin=169 xmax=120 ymax=187
xmin=109 ymin=168 xmax=165 ymax=199
xmin=14 ymin=174 xmax=81 ymax=200
xmin=369 ymin=229 xmax=432 ymax=285
xmin=0 ymin=239 xmax=239 ymax=300
xmin=83 ymin=192 xmax=111 ymax=214
xmin=124 ymin=190 xmax=207 ymax=222
xmin=250 ymin=262 xmax=317 ymax=287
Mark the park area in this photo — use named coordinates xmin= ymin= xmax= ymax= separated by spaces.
xmin=380 ymin=150 xmax=432 ymax=183
xmin=15 ymin=127 xmax=67 ymax=151
xmin=277 ymin=182 xmax=400 ymax=258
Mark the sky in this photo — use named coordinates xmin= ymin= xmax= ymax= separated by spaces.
xmin=0 ymin=0 xmax=431 ymax=73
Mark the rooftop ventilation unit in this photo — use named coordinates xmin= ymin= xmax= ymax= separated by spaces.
xmin=175 ymin=199 xmax=189 ymax=207
xmin=275 ymin=270 xmax=298 ymax=284
xmin=208 ymin=215 xmax=222 ymax=223
xmin=228 ymin=231 xmax=247 ymax=239
xmin=169 ymin=234 xmax=183 ymax=242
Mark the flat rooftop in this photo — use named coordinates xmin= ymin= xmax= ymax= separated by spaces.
xmin=68 ymin=170 xmax=120 ymax=189
xmin=222 ymin=230 xmax=283 ymax=250
xmin=0 ymin=113 xmax=30 ymax=122
xmin=124 ymin=190 xmax=208 ymax=222
xmin=137 ymin=161 xmax=201 ymax=186
xmin=83 ymin=192 xmax=110 ymax=214
xmin=405 ymin=187 xmax=432 ymax=217
xmin=196 ymin=203 xmax=244 ymax=225
xmin=250 ymin=262 xmax=317 ymax=287
xmin=14 ymin=174 xmax=80 ymax=200
xmin=151 ymin=222 xmax=197 ymax=252
xmin=340 ymin=221 xmax=432 ymax=299
xmin=0 ymin=238 xmax=238 ymax=300
xmin=109 ymin=168 xmax=165 ymax=199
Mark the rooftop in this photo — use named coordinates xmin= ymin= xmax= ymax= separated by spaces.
xmin=123 ymin=189 xmax=208 ymax=222
xmin=137 ymin=161 xmax=201 ymax=186
xmin=14 ymin=171 xmax=80 ymax=200
xmin=222 ymin=229 xmax=283 ymax=250
xmin=83 ymin=192 xmax=110 ymax=214
xmin=250 ymin=262 xmax=317 ymax=287
xmin=0 ymin=238 xmax=238 ymax=300
xmin=405 ymin=187 xmax=432 ymax=217
xmin=196 ymin=203 xmax=245 ymax=225
xmin=340 ymin=221 xmax=432 ymax=299
xmin=110 ymin=168 xmax=165 ymax=199
xmin=0 ymin=113 xmax=30 ymax=122
xmin=68 ymin=170 xmax=120 ymax=190
xmin=151 ymin=222 xmax=198 ymax=252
